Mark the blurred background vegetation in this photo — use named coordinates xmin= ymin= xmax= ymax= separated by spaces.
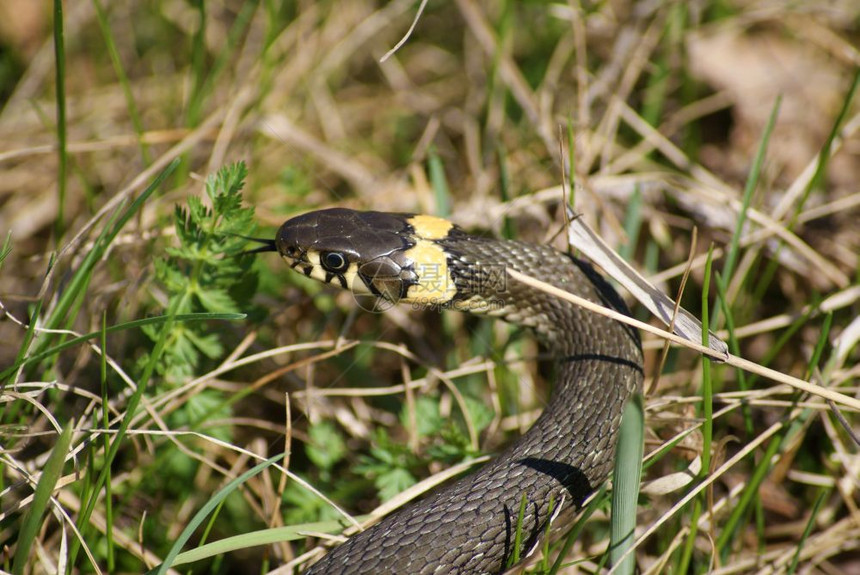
xmin=1 ymin=0 xmax=859 ymax=573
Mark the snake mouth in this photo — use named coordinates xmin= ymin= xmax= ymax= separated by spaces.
xmin=285 ymin=251 xmax=315 ymax=280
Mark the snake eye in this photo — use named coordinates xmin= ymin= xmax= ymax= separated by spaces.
xmin=320 ymin=251 xmax=350 ymax=273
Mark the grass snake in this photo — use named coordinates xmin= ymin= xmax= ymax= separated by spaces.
xmin=258 ymin=208 xmax=644 ymax=574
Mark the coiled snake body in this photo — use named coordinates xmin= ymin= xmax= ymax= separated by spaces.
xmin=266 ymin=208 xmax=643 ymax=574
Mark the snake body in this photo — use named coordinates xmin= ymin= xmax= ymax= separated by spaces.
xmin=270 ymin=208 xmax=643 ymax=574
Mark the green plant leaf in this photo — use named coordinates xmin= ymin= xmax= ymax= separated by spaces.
xmin=375 ymin=468 xmax=416 ymax=502
xmin=401 ymin=395 xmax=444 ymax=437
xmin=307 ymin=422 xmax=347 ymax=471
xmin=195 ymin=287 xmax=239 ymax=313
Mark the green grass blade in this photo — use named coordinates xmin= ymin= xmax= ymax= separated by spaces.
xmin=147 ymin=453 xmax=286 ymax=575
xmin=717 ymin=314 xmax=832 ymax=559
xmin=567 ymin=115 xmax=576 ymax=209
xmin=186 ymin=0 xmax=208 ymax=128
xmin=722 ymin=95 xmax=781 ymax=281
xmin=91 ymin=0 xmax=150 ymax=164
xmin=0 ymin=231 xmax=12 ymax=268
xmin=619 ymin=186 xmax=642 ymax=262
xmin=716 ymin=433 xmax=782 ymax=555
xmin=700 ymin=246 xmax=714 ymax=473
xmin=496 ymin=144 xmax=515 ymax=240
xmin=609 ymin=393 xmax=644 ymax=574
xmin=507 ymin=492 xmax=528 ymax=567
xmin=51 ymin=158 xmax=179 ymax=330
xmin=549 ymin=486 xmax=607 ymax=574
xmin=1 ymin=312 xmax=244 ymax=382
xmin=537 ymin=494 xmax=557 ymax=572
xmin=5 ymin=299 xmax=43 ymax=388
xmin=12 ymin=422 xmax=74 ymax=575
xmin=168 ymin=519 xmax=366 ymax=567
xmin=427 ymin=146 xmax=451 ymax=218
xmin=751 ymin=71 xmax=859 ymax=303
xmin=676 ymin=497 xmax=703 ymax=573
xmin=801 ymin=69 xmax=859 ymax=200
xmin=714 ymin=96 xmax=781 ymax=326
xmin=99 ymin=313 xmax=115 ymax=571
xmin=68 ymin=306 xmax=241 ymax=565
xmin=805 ymin=312 xmax=833 ymax=380
xmin=52 ymin=0 xmax=67 ymax=242
xmin=677 ymin=245 xmax=715 ymax=573
xmin=787 ymin=487 xmax=831 ymax=575
xmin=196 ymin=0 xmax=259 ymax=103
xmin=715 ymin=272 xmax=753 ymax=436
xmin=26 ymin=158 xmax=179 ymax=372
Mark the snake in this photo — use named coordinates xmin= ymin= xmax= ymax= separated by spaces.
xmin=255 ymin=208 xmax=643 ymax=574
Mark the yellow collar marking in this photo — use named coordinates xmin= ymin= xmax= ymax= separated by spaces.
xmin=409 ymin=214 xmax=454 ymax=240
xmin=402 ymin=239 xmax=457 ymax=305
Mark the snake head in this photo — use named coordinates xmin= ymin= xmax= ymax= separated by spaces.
xmin=275 ymin=208 xmax=454 ymax=304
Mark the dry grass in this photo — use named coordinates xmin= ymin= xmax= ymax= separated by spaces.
xmin=1 ymin=1 xmax=859 ymax=574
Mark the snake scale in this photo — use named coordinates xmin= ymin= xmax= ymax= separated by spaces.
xmin=260 ymin=208 xmax=643 ymax=574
